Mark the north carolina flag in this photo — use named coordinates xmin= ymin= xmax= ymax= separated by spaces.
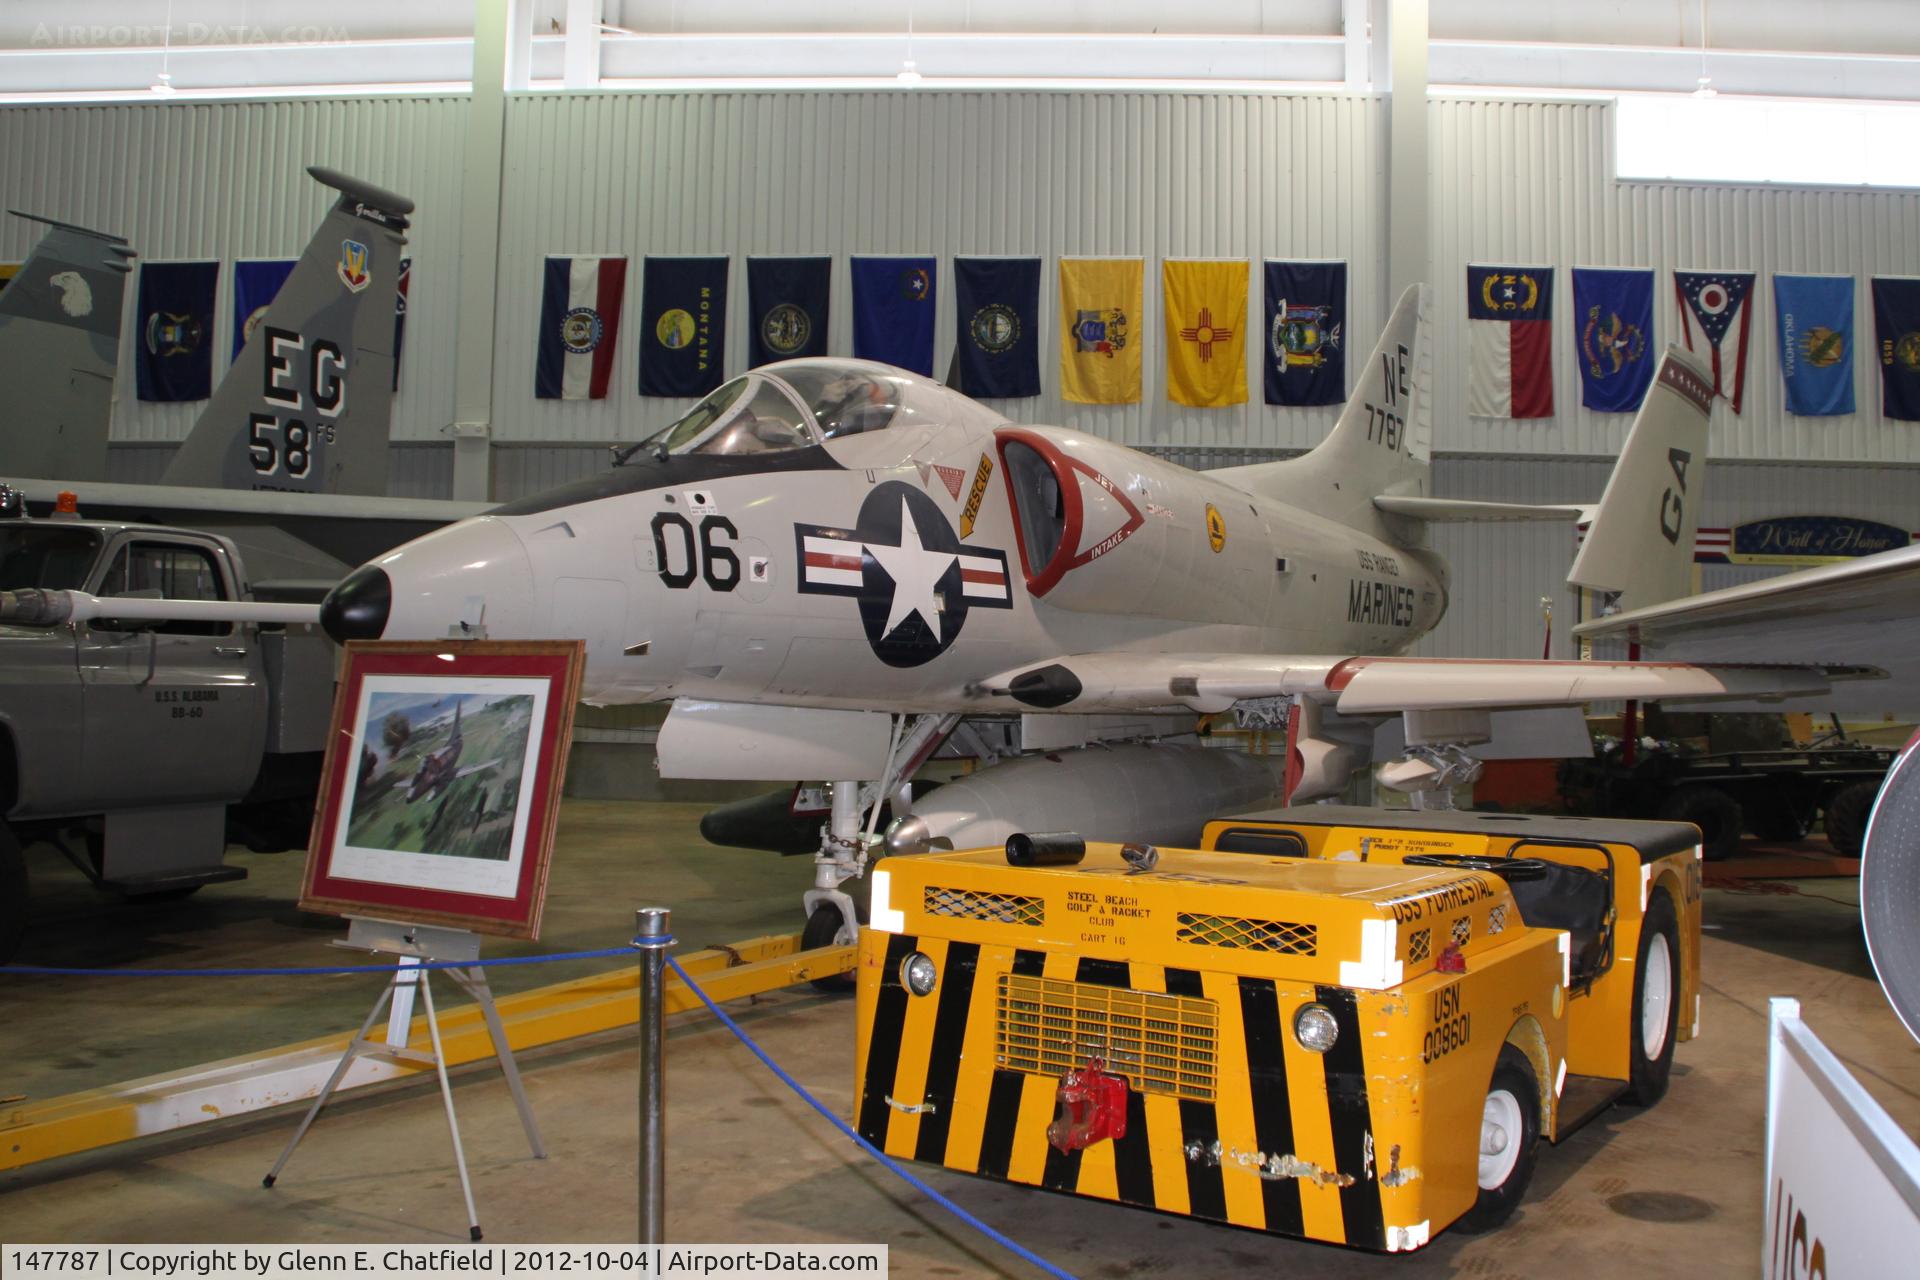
xmin=1466 ymin=265 xmax=1554 ymax=419
xmin=1163 ymin=259 xmax=1248 ymax=408
xmin=1058 ymin=257 xmax=1143 ymax=404
xmin=1674 ymin=269 xmax=1756 ymax=414
xmin=535 ymin=255 xmax=627 ymax=400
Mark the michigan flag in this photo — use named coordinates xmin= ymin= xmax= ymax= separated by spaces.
xmin=1164 ymin=260 xmax=1247 ymax=408
xmin=535 ymin=255 xmax=628 ymax=400
xmin=1674 ymin=269 xmax=1756 ymax=414
xmin=639 ymin=256 xmax=727 ymax=398
xmin=1873 ymin=276 xmax=1920 ymax=422
xmin=748 ymin=256 xmax=831 ymax=367
xmin=1774 ymin=274 xmax=1854 ymax=417
xmin=1263 ymin=261 xmax=1345 ymax=407
xmin=1573 ymin=267 xmax=1655 ymax=413
xmin=851 ymin=256 xmax=937 ymax=376
xmin=952 ymin=257 xmax=1041 ymax=398
xmin=1467 ymin=265 xmax=1553 ymax=419
xmin=1058 ymin=257 xmax=1142 ymax=404
xmin=135 ymin=260 xmax=219 ymax=402
xmin=231 ymin=258 xmax=297 ymax=360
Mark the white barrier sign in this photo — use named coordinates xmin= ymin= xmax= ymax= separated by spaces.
xmin=1765 ymin=997 xmax=1920 ymax=1278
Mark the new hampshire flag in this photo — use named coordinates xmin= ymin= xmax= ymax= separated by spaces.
xmin=1674 ymin=269 xmax=1757 ymax=414
xmin=535 ymin=255 xmax=627 ymax=400
xmin=1774 ymin=274 xmax=1854 ymax=417
xmin=850 ymin=256 xmax=936 ymax=376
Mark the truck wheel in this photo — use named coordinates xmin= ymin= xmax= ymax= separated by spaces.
xmin=1453 ymin=1044 xmax=1541 ymax=1234
xmin=802 ymin=900 xmax=865 ymax=994
xmin=0 ymin=824 xmax=27 ymax=962
xmin=1823 ymin=781 xmax=1879 ymax=858
xmin=1657 ymin=787 xmax=1742 ymax=861
xmin=1624 ymin=889 xmax=1680 ymax=1106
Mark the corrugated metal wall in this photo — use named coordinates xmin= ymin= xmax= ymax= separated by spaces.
xmin=1429 ymin=98 xmax=1920 ymax=462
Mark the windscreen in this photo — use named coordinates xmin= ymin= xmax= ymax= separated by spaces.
xmin=775 ymin=364 xmax=902 ymax=438
xmin=621 ymin=375 xmax=816 ymax=460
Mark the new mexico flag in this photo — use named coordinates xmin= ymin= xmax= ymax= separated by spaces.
xmin=1058 ymin=257 xmax=1143 ymax=404
xmin=1163 ymin=259 xmax=1248 ymax=407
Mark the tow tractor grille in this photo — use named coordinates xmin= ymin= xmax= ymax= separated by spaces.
xmin=1408 ymin=928 xmax=1432 ymax=962
xmin=924 ymin=885 xmax=1044 ymax=926
xmin=995 ymin=974 xmax=1219 ymax=1101
xmin=1176 ymin=911 xmax=1317 ymax=956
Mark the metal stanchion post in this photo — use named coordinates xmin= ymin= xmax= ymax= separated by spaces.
xmin=632 ymin=906 xmax=672 ymax=1244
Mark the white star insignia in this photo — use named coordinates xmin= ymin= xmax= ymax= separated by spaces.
xmin=864 ymin=498 xmax=957 ymax=641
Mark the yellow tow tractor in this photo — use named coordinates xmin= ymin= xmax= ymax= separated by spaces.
xmin=853 ymin=806 xmax=1702 ymax=1252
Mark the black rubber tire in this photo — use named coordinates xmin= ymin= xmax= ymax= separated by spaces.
xmin=1624 ymin=888 xmax=1681 ymax=1107
xmin=1657 ymin=787 xmax=1743 ymax=861
xmin=1453 ymin=1043 xmax=1542 ymax=1234
xmin=1823 ymin=780 xmax=1879 ymax=858
xmin=0 ymin=822 xmax=28 ymax=963
xmin=803 ymin=900 xmax=865 ymax=994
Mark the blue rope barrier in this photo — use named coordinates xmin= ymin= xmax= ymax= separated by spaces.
xmin=0 ymin=946 xmax=641 ymax=978
xmin=666 ymin=953 xmax=1078 ymax=1280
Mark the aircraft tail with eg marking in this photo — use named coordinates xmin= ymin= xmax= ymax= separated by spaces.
xmin=161 ymin=166 xmax=412 ymax=497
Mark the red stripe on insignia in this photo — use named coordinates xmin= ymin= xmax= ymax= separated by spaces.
xmin=959 ymin=567 xmax=1003 ymax=585
xmin=806 ymin=550 xmax=863 ymax=572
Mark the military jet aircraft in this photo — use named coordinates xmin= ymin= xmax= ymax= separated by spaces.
xmin=404 ymin=700 xmax=501 ymax=803
xmin=312 ymin=284 xmax=1855 ymax=945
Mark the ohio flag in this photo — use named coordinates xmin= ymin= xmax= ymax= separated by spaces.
xmin=535 ymin=255 xmax=628 ymax=400
xmin=1674 ymin=269 xmax=1756 ymax=414
xmin=1466 ymin=265 xmax=1553 ymax=419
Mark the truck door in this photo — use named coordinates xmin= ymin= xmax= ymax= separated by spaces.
xmin=77 ymin=536 xmax=268 ymax=809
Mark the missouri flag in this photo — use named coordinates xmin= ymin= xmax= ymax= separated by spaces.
xmin=1163 ymin=259 xmax=1247 ymax=408
xmin=1058 ymin=257 xmax=1142 ymax=404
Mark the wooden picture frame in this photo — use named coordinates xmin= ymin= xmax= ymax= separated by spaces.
xmin=299 ymin=640 xmax=585 ymax=940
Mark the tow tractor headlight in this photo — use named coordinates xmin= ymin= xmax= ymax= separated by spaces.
xmin=1294 ymin=1003 xmax=1340 ymax=1053
xmin=901 ymin=951 xmax=939 ymax=997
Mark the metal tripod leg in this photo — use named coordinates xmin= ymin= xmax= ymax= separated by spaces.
xmin=263 ymin=976 xmax=397 ymax=1188
xmin=420 ymin=970 xmax=484 ymax=1241
xmin=451 ymin=964 xmax=546 ymax=1158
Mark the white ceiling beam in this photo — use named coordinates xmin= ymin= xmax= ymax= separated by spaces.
xmin=1431 ymin=39 xmax=1920 ymax=102
xmin=562 ymin=0 xmax=603 ymax=89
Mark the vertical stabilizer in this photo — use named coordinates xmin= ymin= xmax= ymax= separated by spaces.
xmin=0 ymin=214 xmax=135 ymax=481
xmin=1568 ymin=347 xmax=1714 ymax=613
xmin=161 ymin=167 xmax=412 ymax=496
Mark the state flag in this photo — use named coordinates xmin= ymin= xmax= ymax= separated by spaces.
xmin=1263 ymin=260 xmax=1345 ymax=407
xmin=1573 ymin=267 xmax=1656 ymax=413
xmin=850 ymin=256 xmax=937 ymax=376
xmin=1164 ymin=259 xmax=1248 ymax=408
xmin=135 ymin=260 xmax=219 ymax=402
xmin=639 ymin=256 xmax=727 ymax=398
xmin=1058 ymin=257 xmax=1142 ymax=405
xmin=535 ymin=255 xmax=627 ymax=400
xmin=231 ymin=258 xmax=297 ymax=360
xmin=392 ymin=256 xmax=411 ymax=393
xmin=1466 ymin=265 xmax=1554 ymax=419
xmin=951 ymin=257 xmax=1041 ymax=399
xmin=747 ymin=256 xmax=831 ymax=367
xmin=1774 ymin=274 xmax=1854 ymax=417
xmin=1873 ymin=276 xmax=1920 ymax=422
xmin=1674 ymin=269 xmax=1757 ymax=414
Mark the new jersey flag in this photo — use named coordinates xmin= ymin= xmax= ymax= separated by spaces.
xmin=1873 ymin=277 xmax=1920 ymax=422
xmin=850 ymin=256 xmax=937 ymax=376
xmin=748 ymin=256 xmax=831 ymax=367
xmin=1466 ymin=265 xmax=1554 ymax=419
xmin=639 ymin=256 xmax=727 ymax=398
xmin=1674 ymin=269 xmax=1757 ymax=414
xmin=1263 ymin=261 xmax=1345 ymax=407
xmin=535 ymin=255 xmax=627 ymax=400
xmin=952 ymin=257 xmax=1041 ymax=398
xmin=1058 ymin=258 xmax=1142 ymax=404
xmin=1774 ymin=274 xmax=1854 ymax=417
xmin=1573 ymin=267 xmax=1655 ymax=413
xmin=231 ymin=258 xmax=297 ymax=360
xmin=135 ymin=260 xmax=219 ymax=402
xmin=1164 ymin=259 xmax=1248 ymax=408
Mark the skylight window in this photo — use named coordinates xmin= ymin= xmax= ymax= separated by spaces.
xmin=1616 ymin=94 xmax=1920 ymax=189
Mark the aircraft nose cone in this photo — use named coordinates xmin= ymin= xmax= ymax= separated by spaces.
xmin=321 ymin=565 xmax=392 ymax=643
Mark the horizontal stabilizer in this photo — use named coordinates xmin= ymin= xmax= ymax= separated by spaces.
xmin=1375 ymin=496 xmax=1587 ymax=523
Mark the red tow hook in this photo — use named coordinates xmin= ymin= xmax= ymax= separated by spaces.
xmin=1046 ymin=1055 xmax=1130 ymax=1154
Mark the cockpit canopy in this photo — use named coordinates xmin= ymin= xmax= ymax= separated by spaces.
xmin=622 ymin=360 xmax=913 ymax=462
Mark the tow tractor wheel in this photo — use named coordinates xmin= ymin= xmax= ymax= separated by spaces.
xmin=0 ymin=822 xmax=27 ymax=962
xmin=1823 ymin=781 xmax=1879 ymax=858
xmin=803 ymin=899 xmax=867 ymax=995
xmin=1624 ymin=888 xmax=1681 ymax=1106
xmin=1454 ymin=1043 xmax=1542 ymax=1234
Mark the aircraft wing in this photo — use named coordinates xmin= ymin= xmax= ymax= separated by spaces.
xmin=451 ymin=760 xmax=501 ymax=781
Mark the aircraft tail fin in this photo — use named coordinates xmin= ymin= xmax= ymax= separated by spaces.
xmin=0 ymin=213 xmax=135 ymax=482
xmin=1567 ymin=347 xmax=1714 ymax=614
xmin=161 ymin=166 xmax=413 ymax=497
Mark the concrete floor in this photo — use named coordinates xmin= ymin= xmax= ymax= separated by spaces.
xmin=5 ymin=802 xmax=1920 ymax=1278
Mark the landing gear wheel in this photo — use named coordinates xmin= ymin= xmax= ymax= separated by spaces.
xmin=1657 ymin=787 xmax=1743 ymax=861
xmin=1453 ymin=1043 xmax=1542 ymax=1234
xmin=803 ymin=900 xmax=866 ymax=994
xmin=1624 ymin=888 xmax=1680 ymax=1106
xmin=1823 ymin=781 xmax=1879 ymax=858
xmin=0 ymin=823 xmax=27 ymax=962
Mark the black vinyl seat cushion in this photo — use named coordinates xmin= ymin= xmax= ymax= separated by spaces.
xmin=1502 ymin=862 xmax=1612 ymax=984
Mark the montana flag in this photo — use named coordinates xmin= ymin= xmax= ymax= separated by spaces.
xmin=850 ymin=256 xmax=936 ymax=376
xmin=1466 ymin=265 xmax=1554 ymax=419
xmin=1058 ymin=257 xmax=1143 ymax=404
xmin=1774 ymin=274 xmax=1854 ymax=417
xmin=639 ymin=256 xmax=727 ymax=398
xmin=952 ymin=257 xmax=1041 ymax=398
xmin=748 ymin=256 xmax=831 ymax=367
xmin=135 ymin=260 xmax=219 ymax=402
xmin=0 ymin=262 xmax=18 ymax=295
xmin=1164 ymin=260 xmax=1248 ymax=408
xmin=1674 ymin=269 xmax=1757 ymax=414
xmin=1572 ymin=267 xmax=1655 ymax=413
xmin=392 ymin=256 xmax=411 ymax=392
xmin=231 ymin=258 xmax=297 ymax=360
xmin=535 ymin=255 xmax=627 ymax=400
xmin=1873 ymin=276 xmax=1920 ymax=422
xmin=1263 ymin=260 xmax=1345 ymax=407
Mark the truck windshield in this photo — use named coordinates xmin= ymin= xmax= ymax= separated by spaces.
xmin=0 ymin=526 xmax=101 ymax=591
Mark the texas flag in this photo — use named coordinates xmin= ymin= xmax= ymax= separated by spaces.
xmin=1674 ymin=269 xmax=1756 ymax=415
xmin=1466 ymin=265 xmax=1554 ymax=419
xmin=535 ymin=255 xmax=627 ymax=400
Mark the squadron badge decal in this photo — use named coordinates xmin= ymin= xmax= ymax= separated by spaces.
xmin=796 ymin=481 xmax=1012 ymax=668
xmin=337 ymin=239 xmax=371 ymax=293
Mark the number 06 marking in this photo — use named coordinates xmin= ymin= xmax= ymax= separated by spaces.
xmin=651 ymin=511 xmax=741 ymax=591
